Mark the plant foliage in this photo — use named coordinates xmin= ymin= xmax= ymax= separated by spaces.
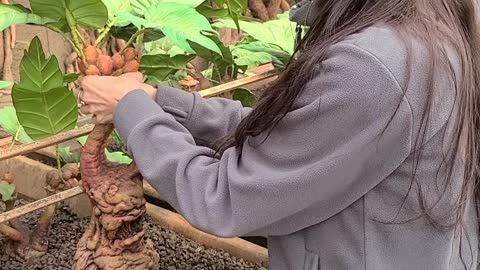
xmin=0 ymin=3 xmax=53 ymax=32
xmin=12 ymin=37 xmax=78 ymax=140
xmin=29 ymin=0 xmax=108 ymax=31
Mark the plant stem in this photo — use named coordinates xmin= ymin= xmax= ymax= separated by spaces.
xmin=136 ymin=32 xmax=145 ymax=61
xmin=96 ymin=20 xmax=114 ymax=47
xmin=75 ymin=28 xmax=86 ymax=46
xmin=9 ymin=128 xmax=19 ymax=149
xmin=65 ymin=8 xmax=87 ymax=66
xmin=55 ymin=145 xmax=62 ymax=172
xmin=122 ymin=28 xmax=151 ymax=53
xmin=47 ymin=25 xmax=85 ymax=65
xmin=0 ymin=223 xmax=22 ymax=242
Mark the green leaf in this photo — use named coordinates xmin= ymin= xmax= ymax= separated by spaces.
xmin=12 ymin=37 xmax=78 ymax=140
xmin=57 ymin=146 xmax=80 ymax=163
xmin=0 ymin=80 xmax=13 ymax=90
xmin=215 ymin=0 xmax=247 ymax=30
xmin=112 ymin=130 xmax=126 ymax=150
xmin=232 ymin=88 xmax=256 ymax=107
xmin=144 ymin=37 xmax=185 ymax=57
xmin=77 ymin=135 xmax=88 ymax=146
xmin=13 ymin=86 xmax=78 ymax=140
xmin=0 ymin=107 xmax=34 ymax=144
xmin=234 ymin=41 xmax=290 ymax=67
xmin=196 ymin=0 xmax=248 ymax=25
xmin=0 ymin=4 xmax=54 ymax=31
xmin=111 ymin=25 xmax=164 ymax=42
xmin=63 ymin=73 xmax=80 ymax=84
xmin=232 ymin=47 xmax=272 ymax=68
xmin=140 ymin=54 xmax=195 ymax=81
xmin=131 ymin=0 xmax=205 ymax=16
xmin=196 ymin=3 xmax=229 ymax=18
xmin=214 ymin=13 xmax=296 ymax=54
xmin=101 ymin=0 xmax=133 ymax=27
xmin=201 ymin=68 xmax=213 ymax=80
xmin=189 ymin=34 xmax=236 ymax=81
xmin=30 ymin=0 xmax=108 ymax=31
xmin=117 ymin=3 xmax=221 ymax=54
xmin=75 ymin=133 xmax=131 ymax=164
xmin=105 ymin=149 xmax=132 ymax=164
xmin=0 ymin=184 xmax=15 ymax=202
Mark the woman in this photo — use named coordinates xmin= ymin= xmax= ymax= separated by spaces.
xmin=78 ymin=0 xmax=480 ymax=269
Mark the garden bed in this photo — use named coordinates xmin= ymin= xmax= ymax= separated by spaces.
xmin=0 ymin=199 xmax=267 ymax=270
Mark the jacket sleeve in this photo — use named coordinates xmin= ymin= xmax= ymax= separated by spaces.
xmin=113 ymin=43 xmax=413 ymax=238
xmin=155 ymin=85 xmax=251 ymax=147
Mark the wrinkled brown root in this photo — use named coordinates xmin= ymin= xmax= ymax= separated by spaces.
xmin=249 ymin=0 xmax=270 ymax=21
xmin=2 ymin=198 xmax=31 ymax=259
xmin=0 ymin=166 xmax=81 ymax=260
xmin=248 ymin=0 xmax=288 ymax=21
xmin=0 ymin=31 xmax=4 ymax=76
xmin=2 ymin=27 xmax=13 ymax=93
xmin=30 ymin=165 xmax=80 ymax=255
xmin=280 ymin=0 xmax=290 ymax=12
xmin=73 ymin=124 xmax=159 ymax=270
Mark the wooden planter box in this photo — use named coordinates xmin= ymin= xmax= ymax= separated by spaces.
xmin=0 ymin=155 xmax=269 ymax=267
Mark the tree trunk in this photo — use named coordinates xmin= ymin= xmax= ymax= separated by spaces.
xmin=2 ymin=28 xmax=13 ymax=92
xmin=73 ymin=124 xmax=159 ymax=270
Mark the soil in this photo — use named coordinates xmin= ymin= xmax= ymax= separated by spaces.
xmin=0 ymin=199 xmax=267 ymax=270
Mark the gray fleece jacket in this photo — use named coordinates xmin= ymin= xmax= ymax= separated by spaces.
xmin=113 ymin=24 xmax=478 ymax=270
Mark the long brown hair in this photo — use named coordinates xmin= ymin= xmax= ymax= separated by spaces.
xmin=220 ymin=0 xmax=480 ymax=265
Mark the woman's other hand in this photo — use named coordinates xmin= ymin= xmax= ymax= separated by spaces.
xmin=79 ymin=72 xmax=157 ymax=124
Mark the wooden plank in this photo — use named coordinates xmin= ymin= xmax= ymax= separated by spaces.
xmin=0 ymin=186 xmax=84 ymax=224
xmin=143 ymin=182 xmax=163 ymax=201
xmin=0 ymin=125 xmax=94 ymax=162
xmin=0 ymin=137 xmax=12 ymax=150
xmin=199 ymin=69 xmax=278 ymax=98
xmin=146 ymin=204 xmax=269 ymax=267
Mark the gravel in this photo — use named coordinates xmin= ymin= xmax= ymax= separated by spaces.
xmin=0 ymin=200 xmax=267 ymax=270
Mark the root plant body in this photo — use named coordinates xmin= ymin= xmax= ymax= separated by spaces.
xmin=73 ymin=124 xmax=159 ymax=270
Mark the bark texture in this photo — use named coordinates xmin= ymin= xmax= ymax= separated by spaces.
xmin=73 ymin=124 xmax=159 ymax=270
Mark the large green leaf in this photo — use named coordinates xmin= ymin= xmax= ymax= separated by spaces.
xmin=214 ymin=0 xmax=247 ymax=30
xmin=111 ymin=24 xmax=164 ymax=42
xmin=12 ymin=37 xmax=78 ymax=140
xmin=57 ymin=146 xmax=80 ymax=163
xmin=101 ymin=0 xmax=132 ymax=27
xmin=63 ymin=73 xmax=80 ymax=84
xmin=234 ymin=41 xmax=290 ymax=67
xmin=0 ymin=80 xmax=13 ymax=90
xmin=0 ymin=107 xmax=33 ymax=144
xmin=140 ymin=54 xmax=195 ymax=81
xmin=232 ymin=88 xmax=255 ymax=107
xmin=0 ymin=4 xmax=54 ymax=32
xmin=117 ymin=3 xmax=221 ymax=54
xmin=30 ymin=0 xmax=108 ymax=31
xmin=232 ymin=47 xmax=272 ymax=68
xmin=196 ymin=0 xmax=248 ymax=27
xmin=0 ymin=184 xmax=15 ymax=202
xmin=214 ymin=12 xmax=296 ymax=54
xmin=189 ymin=34 xmax=237 ymax=81
xmin=144 ymin=37 xmax=185 ymax=57
xmin=132 ymin=0 xmax=205 ymax=15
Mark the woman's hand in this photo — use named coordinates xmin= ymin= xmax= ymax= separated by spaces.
xmin=79 ymin=72 xmax=157 ymax=124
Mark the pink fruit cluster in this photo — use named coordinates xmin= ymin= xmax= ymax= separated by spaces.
xmin=78 ymin=46 xmax=140 ymax=76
